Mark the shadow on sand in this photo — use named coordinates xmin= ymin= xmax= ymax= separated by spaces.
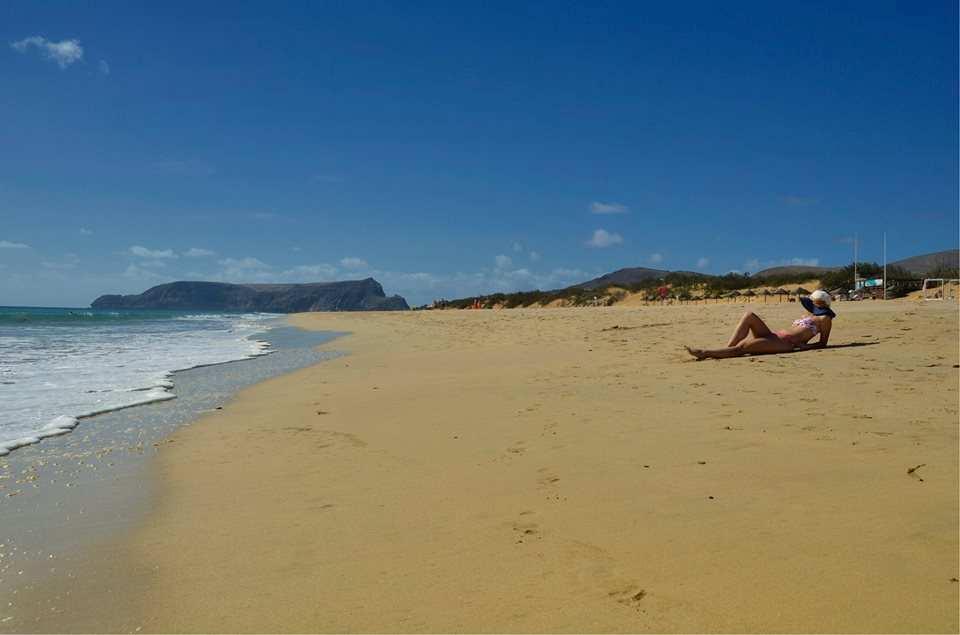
xmin=684 ymin=341 xmax=880 ymax=362
xmin=812 ymin=341 xmax=880 ymax=350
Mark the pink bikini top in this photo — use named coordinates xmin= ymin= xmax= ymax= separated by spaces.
xmin=792 ymin=316 xmax=819 ymax=335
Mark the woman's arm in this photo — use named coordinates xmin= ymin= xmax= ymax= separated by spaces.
xmin=815 ymin=319 xmax=831 ymax=347
xmin=796 ymin=319 xmax=831 ymax=350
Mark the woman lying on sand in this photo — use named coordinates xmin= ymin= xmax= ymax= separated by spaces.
xmin=686 ymin=290 xmax=835 ymax=360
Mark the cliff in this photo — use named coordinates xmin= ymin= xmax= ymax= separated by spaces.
xmin=91 ymin=278 xmax=409 ymax=312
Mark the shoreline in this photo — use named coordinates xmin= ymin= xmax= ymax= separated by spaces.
xmin=8 ymin=302 xmax=959 ymax=632
xmin=0 ymin=322 xmax=345 ymax=630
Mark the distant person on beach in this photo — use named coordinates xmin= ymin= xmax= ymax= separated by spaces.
xmin=685 ymin=290 xmax=835 ymax=360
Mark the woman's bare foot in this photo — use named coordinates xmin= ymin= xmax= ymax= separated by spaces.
xmin=685 ymin=346 xmax=708 ymax=361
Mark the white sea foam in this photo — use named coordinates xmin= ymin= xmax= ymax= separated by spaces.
xmin=0 ymin=312 xmax=277 ymax=456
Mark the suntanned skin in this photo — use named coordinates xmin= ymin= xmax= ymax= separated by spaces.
xmin=686 ymin=301 xmax=833 ymax=360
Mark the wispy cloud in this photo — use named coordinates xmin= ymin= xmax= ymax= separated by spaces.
xmin=590 ymin=201 xmax=629 ymax=215
xmin=494 ymin=254 xmax=513 ymax=270
xmin=98 ymin=59 xmax=110 ymax=75
xmin=585 ymin=229 xmax=623 ymax=248
xmin=648 ymin=253 xmax=663 ymax=264
xmin=339 ymin=257 xmax=368 ymax=270
xmin=529 ymin=251 xmax=541 ymax=262
xmin=512 ymin=241 xmax=524 ymax=253
xmin=11 ymin=36 xmax=84 ymax=68
xmin=80 ymin=227 xmax=93 ymax=236
xmin=0 ymin=240 xmax=30 ymax=249
xmin=184 ymin=247 xmax=216 ymax=258
xmin=696 ymin=257 xmax=710 ymax=269
xmin=129 ymin=245 xmax=177 ymax=259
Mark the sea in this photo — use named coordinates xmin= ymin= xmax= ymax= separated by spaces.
xmin=0 ymin=306 xmax=277 ymax=457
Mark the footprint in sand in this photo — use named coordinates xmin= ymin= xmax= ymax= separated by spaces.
xmin=506 ymin=442 xmax=526 ymax=456
xmin=608 ymin=586 xmax=648 ymax=609
xmin=512 ymin=516 xmax=541 ymax=544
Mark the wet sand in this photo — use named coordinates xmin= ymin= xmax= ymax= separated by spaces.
xmin=10 ymin=301 xmax=959 ymax=633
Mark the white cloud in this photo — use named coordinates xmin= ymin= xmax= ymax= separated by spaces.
xmin=512 ymin=241 xmax=524 ymax=253
xmin=0 ymin=240 xmax=30 ymax=249
xmin=529 ymin=251 xmax=541 ymax=262
xmin=80 ymin=227 xmax=93 ymax=235
xmin=184 ymin=247 xmax=216 ymax=258
xmin=11 ymin=36 xmax=84 ymax=68
xmin=339 ymin=257 xmax=368 ymax=270
xmin=786 ymin=257 xmax=820 ymax=266
xmin=130 ymin=245 xmax=177 ymax=259
xmin=648 ymin=253 xmax=663 ymax=264
xmin=696 ymin=257 xmax=710 ymax=269
xmin=744 ymin=258 xmax=761 ymax=272
xmin=590 ymin=201 xmax=629 ymax=215
xmin=494 ymin=254 xmax=513 ymax=270
xmin=291 ymin=246 xmax=302 ymax=252
xmin=98 ymin=59 xmax=110 ymax=75
xmin=585 ymin=229 xmax=623 ymax=248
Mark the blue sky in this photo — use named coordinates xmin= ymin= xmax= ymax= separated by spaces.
xmin=2 ymin=1 xmax=957 ymax=306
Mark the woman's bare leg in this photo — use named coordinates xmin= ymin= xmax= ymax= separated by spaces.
xmin=726 ymin=311 xmax=773 ymax=346
xmin=687 ymin=335 xmax=795 ymax=360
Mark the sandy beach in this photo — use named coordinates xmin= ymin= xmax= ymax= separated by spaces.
xmin=12 ymin=300 xmax=959 ymax=633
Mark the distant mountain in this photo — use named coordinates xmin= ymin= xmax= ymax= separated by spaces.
xmin=888 ymin=249 xmax=959 ymax=275
xmin=575 ymin=266 xmax=671 ymax=289
xmin=91 ymin=278 xmax=409 ymax=312
xmin=752 ymin=265 xmax=840 ymax=277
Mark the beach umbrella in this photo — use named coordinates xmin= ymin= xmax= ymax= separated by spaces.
xmin=794 ymin=287 xmax=810 ymax=296
xmin=760 ymin=289 xmax=772 ymax=303
xmin=742 ymin=289 xmax=756 ymax=300
xmin=774 ymin=288 xmax=789 ymax=303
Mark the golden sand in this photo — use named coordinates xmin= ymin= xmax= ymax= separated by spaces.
xmin=17 ymin=301 xmax=960 ymax=632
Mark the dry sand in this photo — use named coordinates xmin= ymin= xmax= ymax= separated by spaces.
xmin=14 ymin=301 xmax=960 ymax=633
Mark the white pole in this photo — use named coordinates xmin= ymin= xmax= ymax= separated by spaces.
xmin=883 ymin=232 xmax=887 ymax=300
xmin=854 ymin=233 xmax=858 ymax=294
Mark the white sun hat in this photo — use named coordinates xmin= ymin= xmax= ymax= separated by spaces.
xmin=810 ymin=289 xmax=832 ymax=306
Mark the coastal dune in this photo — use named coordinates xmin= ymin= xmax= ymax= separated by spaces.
xmin=23 ymin=302 xmax=960 ymax=632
